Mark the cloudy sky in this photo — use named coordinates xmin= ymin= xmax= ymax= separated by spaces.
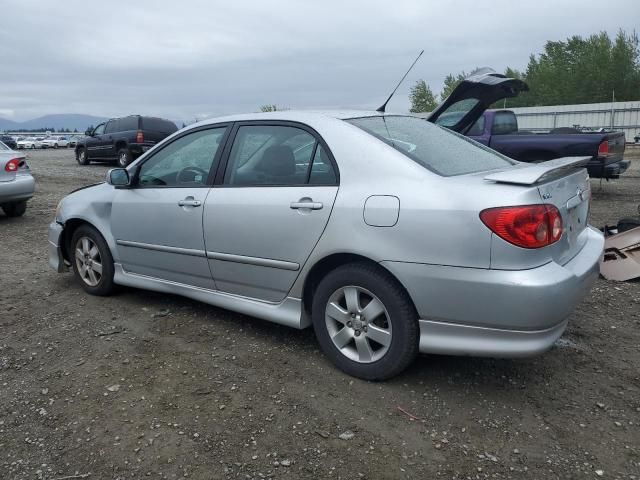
xmin=0 ymin=0 xmax=637 ymax=122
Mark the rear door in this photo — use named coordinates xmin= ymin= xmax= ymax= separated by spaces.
xmin=427 ymin=68 xmax=528 ymax=134
xmin=202 ymin=122 xmax=339 ymax=302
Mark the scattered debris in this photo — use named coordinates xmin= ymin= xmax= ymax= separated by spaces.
xmin=106 ymin=384 xmax=120 ymax=392
xmin=600 ymin=225 xmax=640 ymax=281
xmin=396 ymin=405 xmax=421 ymax=421
xmin=339 ymin=431 xmax=355 ymax=441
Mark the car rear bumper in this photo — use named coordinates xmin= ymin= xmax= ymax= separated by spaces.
xmin=381 ymin=226 xmax=603 ymax=357
xmin=587 ymin=158 xmax=630 ymax=178
xmin=0 ymin=173 xmax=35 ymax=203
xmin=48 ymin=221 xmax=67 ymax=272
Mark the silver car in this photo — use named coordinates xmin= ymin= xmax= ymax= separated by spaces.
xmin=49 ymin=73 xmax=603 ymax=379
xmin=0 ymin=141 xmax=35 ymax=217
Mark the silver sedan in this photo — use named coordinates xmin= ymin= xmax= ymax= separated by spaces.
xmin=48 ymin=77 xmax=603 ymax=380
xmin=0 ymin=141 xmax=35 ymax=217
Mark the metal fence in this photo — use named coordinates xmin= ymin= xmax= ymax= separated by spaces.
xmin=509 ymin=101 xmax=640 ymax=141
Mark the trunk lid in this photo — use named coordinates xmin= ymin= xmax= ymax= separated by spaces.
xmin=426 ymin=68 xmax=528 ymax=134
xmin=484 ymin=157 xmax=591 ymax=265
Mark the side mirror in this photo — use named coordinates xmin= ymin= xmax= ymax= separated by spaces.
xmin=85 ymin=129 xmax=93 ymax=136
xmin=106 ymin=168 xmax=131 ymax=187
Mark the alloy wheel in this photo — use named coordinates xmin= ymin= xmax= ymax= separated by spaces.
xmin=325 ymin=286 xmax=392 ymax=363
xmin=118 ymin=152 xmax=128 ymax=167
xmin=74 ymin=236 xmax=103 ymax=287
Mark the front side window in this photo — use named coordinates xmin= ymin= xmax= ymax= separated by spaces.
xmin=93 ymin=123 xmax=106 ymax=135
xmin=224 ymin=125 xmax=317 ymax=186
xmin=347 ymin=115 xmax=516 ymax=176
xmin=138 ymin=127 xmax=226 ymax=187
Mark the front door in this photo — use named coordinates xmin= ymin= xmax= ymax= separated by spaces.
xmin=86 ymin=122 xmax=107 ymax=159
xmin=203 ymin=123 xmax=339 ymax=302
xmin=111 ymin=125 xmax=229 ymax=289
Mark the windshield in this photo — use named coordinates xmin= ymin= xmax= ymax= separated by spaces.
xmin=346 ymin=115 xmax=516 ymax=176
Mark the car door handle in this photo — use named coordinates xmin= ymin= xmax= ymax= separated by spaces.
xmin=290 ymin=201 xmax=323 ymax=210
xmin=178 ymin=198 xmax=202 ymax=207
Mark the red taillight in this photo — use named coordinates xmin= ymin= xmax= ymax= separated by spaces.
xmin=480 ymin=204 xmax=563 ymax=249
xmin=597 ymin=140 xmax=609 ymax=156
xmin=136 ymin=131 xmax=144 ymax=143
xmin=4 ymin=158 xmax=20 ymax=172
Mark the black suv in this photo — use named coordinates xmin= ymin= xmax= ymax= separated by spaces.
xmin=75 ymin=115 xmax=178 ymax=167
xmin=0 ymin=135 xmax=18 ymax=150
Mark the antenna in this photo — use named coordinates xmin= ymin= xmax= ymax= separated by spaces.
xmin=376 ymin=50 xmax=424 ymax=113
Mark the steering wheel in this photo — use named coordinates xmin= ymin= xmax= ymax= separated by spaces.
xmin=176 ymin=166 xmax=209 ymax=184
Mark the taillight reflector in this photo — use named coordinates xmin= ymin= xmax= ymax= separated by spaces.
xmin=597 ymin=140 xmax=609 ymax=156
xmin=480 ymin=204 xmax=563 ymax=249
xmin=4 ymin=158 xmax=20 ymax=172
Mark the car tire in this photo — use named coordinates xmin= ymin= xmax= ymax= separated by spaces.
xmin=70 ymin=224 xmax=115 ymax=296
xmin=53 ymin=144 xmax=58 ymax=149
xmin=31 ymin=144 xmax=36 ymax=149
xmin=76 ymin=148 xmax=89 ymax=165
xmin=2 ymin=201 xmax=27 ymax=217
xmin=117 ymin=148 xmax=132 ymax=168
xmin=311 ymin=263 xmax=419 ymax=380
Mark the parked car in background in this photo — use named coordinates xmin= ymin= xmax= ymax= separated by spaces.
xmin=42 ymin=136 xmax=69 ymax=149
xmin=49 ymin=71 xmax=603 ymax=380
xmin=437 ymin=107 xmax=628 ymax=179
xmin=35 ymin=136 xmax=48 ymax=148
xmin=75 ymin=115 xmax=178 ymax=167
xmin=0 ymin=141 xmax=35 ymax=217
xmin=67 ymin=135 xmax=82 ymax=148
xmin=0 ymin=135 xmax=18 ymax=149
xmin=17 ymin=137 xmax=43 ymax=149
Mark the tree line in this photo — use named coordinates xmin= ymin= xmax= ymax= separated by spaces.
xmin=3 ymin=127 xmax=80 ymax=133
xmin=410 ymin=29 xmax=640 ymax=112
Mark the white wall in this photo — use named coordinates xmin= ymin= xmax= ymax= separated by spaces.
xmin=509 ymin=101 xmax=640 ymax=141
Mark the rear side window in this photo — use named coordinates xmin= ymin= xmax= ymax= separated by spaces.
xmin=142 ymin=117 xmax=178 ymax=133
xmin=119 ymin=116 xmax=139 ymax=131
xmin=492 ymin=112 xmax=518 ymax=135
xmin=347 ymin=115 xmax=516 ymax=176
xmin=223 ymin=125 xmax=338 ymax=186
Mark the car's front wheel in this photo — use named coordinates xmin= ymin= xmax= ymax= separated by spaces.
xmin=70 ymin=225 xmax=115 ymax=296
xmin=76 ymin=148 xmax=89 ymax=165
xmin=2 ymin=201 xmax=27 ymax=217
xmin=312 ymin=263 xmax=419 ymax=380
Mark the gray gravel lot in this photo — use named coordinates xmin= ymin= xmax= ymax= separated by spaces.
xmin=1 ymin=147 xmax=639 ymax=480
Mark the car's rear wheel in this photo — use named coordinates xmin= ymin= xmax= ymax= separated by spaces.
xmin=117 ymin=148 xmax=132 ymax=168
xmin=2 ymin=201 xmax=27 ymax=217
xmin=53 ymin=143 xmax=58 ymax=149
xmin=312 ymin=263 xmax=419 ymax=380
xmin=76 ymin=148 xmax=89 ymax=165
xmin=70 ymin=225 xmax=115 ymax=296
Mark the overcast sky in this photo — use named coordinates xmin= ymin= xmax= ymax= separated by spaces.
xmin=1 ymin=0 xmax=637 ymax=122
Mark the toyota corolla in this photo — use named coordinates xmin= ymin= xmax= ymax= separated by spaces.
xmin=49 ymin=72 xmax=603 ymax=379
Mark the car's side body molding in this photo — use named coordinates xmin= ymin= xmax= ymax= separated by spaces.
xmin=113 ymin=263 xmax=308 ymax=328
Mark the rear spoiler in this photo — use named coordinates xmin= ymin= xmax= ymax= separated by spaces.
xmin=484 ymin=157 xmax=590 ymax=186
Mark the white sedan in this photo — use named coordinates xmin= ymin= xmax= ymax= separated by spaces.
xmin=17 ymin=137 xmax=43 ymax=149
xmin=42 ymin=136 xmax=69 ymax=149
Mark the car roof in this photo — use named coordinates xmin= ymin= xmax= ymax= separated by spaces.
xmin=190 ymin=110 xmax=408 ymax=128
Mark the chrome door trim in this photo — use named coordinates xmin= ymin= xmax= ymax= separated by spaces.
xmin=116 ymin=239 xmax=206 ymax=257
xmin=206 ymin=251 xmax=300 ymax=271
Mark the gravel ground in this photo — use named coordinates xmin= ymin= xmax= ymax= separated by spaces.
xmin=1 ymin=147 xmax=639 ymax=480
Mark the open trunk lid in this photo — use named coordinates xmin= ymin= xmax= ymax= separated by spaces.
xmin=426 ymin=68 xmax=529 ymax=134
xmin=485 ymin=157 xmax=592 ymax=265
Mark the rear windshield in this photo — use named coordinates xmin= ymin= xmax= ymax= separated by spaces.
xmin=142 ymin=117 xmax=178 ymax=133
xmin=346 ymin=115 xmax=516 ymax=176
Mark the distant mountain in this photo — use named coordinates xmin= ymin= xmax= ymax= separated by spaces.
xmin=0 ymin=114 xmax=108 ymax=132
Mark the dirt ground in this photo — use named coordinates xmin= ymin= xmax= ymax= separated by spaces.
xmin=1 ymin=147 xmax=639 ymax=480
